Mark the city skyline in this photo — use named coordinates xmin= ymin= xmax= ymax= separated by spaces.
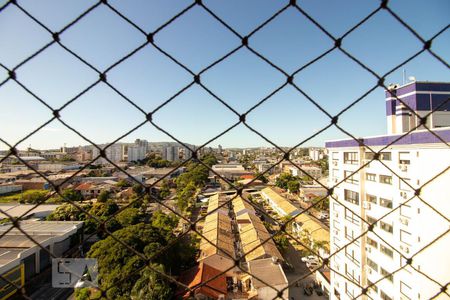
xmin=1 ymin=0 xmax=449 ymax=151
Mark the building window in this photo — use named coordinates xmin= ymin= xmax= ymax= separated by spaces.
xmin=399 ymin=152 xmax=410 ymax=165
xmin=345 ymin=208 xmax=360 ymax=225
xmin=379 ymin=175 xmax=392 ymax=184
xmin=366 ymin=194 xmax=377 ymax=204
xmin=380 ymin=198 xmax=393 ymax=209
xmin=367 ymin=279 xmax=378 ymax=293
xmin=400 ymin=204 xmax=411 ymax=218
xmin=380 ymin=244 xmax=394 ymax=258
xmin=380 ymin=152 xmax=391 ymax=161
xmin=366 ymin=237 xmax=378 ymax=248
xmin=365 ymin=152 xmax=375 ymax=160
xmin=345 ymin=282 xmax=354 ymax=298
xmin=344 ymin=189 xmax=359 ymax=205
xmin=366 ymin=215 xmax=377 ymax=226
xmin=380 ymin=267 xmax=393 ymax=282
xmin=366 ymin=257 xmax=378 ymax=272
xmin=366 ymin=173 xmax=376 ymax=181
xmin=400 ymin=281 xmax=412 ymax=300
xmin=400 ymin=230 xmax=412 ymax=246
xmin=332 ymin=152 xmax=339 ymax=159
xmin=344 ymin=152 xmax=358 ymax=165
xmin=344 ymin=170 xmax=359 ymax=184
xmin=399 ymin=178 xmax=412 ymax=191
xmin=345 ymin=247 xmax=360 ymax=266
xmin=381 ymin=290 xmax=393 ymax=300
xmin=380 ymin=221 xmax=393 ymax=233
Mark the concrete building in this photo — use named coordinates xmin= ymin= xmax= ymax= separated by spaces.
xmin=162 ymin=146 xmax=179 ymax=162
xmin=92 ymin=144 xmax=124 ymax=164
xmin=309 ymin=148 xmax=324 ymax=161
xmin=245 ymin=258 xmax=289 ymax=300
xmin=287 ymin=164 xmax=322 ymax=180
xmin=127 ymin=145 xmax=146 ymax=162
xmin=326 ymin=81 xmax=450 ymax=300
xmin=0 ymin=184 xmax=22 ymax=195
xmin=211 ymin=164 xmax=251 ymax=181
xmin=385 ymin=81 xmax=450 ymax=135
xmin=196 ymin=193 xmax=289 ymax=299
xmin=260 ymin=187 xmax=301 ymax=218
xmin=0 ymin=221 xmax=83 ymax=299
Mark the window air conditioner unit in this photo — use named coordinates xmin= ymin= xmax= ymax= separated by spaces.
xmin=334 ymin=211 xmax=339 ymax=218
xmin=399 ymin=217 xmax=409 ymax=226
xmin=400 ymin=191 xmax=408 ymax=199
xmin=334 ymin=178 xmax=338 ymax=183
xmin=334 ymin=229 xmax=339 ymax=236
xmin=400 ymin=164 xmax=408 ymax=172
xmin=333 ymin=161 xmax=338 ymax=166
xmin=363 ymin=202 xmax=371 ymax=210
xmin=400 ymin=245 xmax=410 ymax=254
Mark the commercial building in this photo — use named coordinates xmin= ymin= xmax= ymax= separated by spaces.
xmin=286 ymin=164 xmax=322 ymax=180
xmin=326 ymin=81 xmax=450 ymax=300
xmin=0 ymin=221 xmax=83 ymax=299
xmin=193 ymin=193 xmax=288 ymax=299
xmin=211 ymin=164 xmax=251 ymax=181
xmin=260 ymin=187 xmax=301 ymax=218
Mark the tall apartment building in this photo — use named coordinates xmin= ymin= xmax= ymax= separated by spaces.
xmin=127 ymin=139 xmax=149 ymax=162
xmin=326 ymin=81 xmax=450 ymax=300
xmin=92 ymin=143 xmax=124 ymax=164
xmin=162 ymin=145 xmax=179 ymax=162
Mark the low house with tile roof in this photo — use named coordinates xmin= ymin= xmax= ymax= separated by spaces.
xmin=176 ymin=262 xmax=227 ymax=300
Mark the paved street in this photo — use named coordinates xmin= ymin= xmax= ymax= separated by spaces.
xmin=281 ymin=242 xmax=327 ymax=300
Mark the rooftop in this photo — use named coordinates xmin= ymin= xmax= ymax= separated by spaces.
xmin=325 ymin=127 xmax=450 ymax=148
xmin=177 ymin=262 xmax=227 ymax=299
xmin=247 ymin=258 xmax=288 ymax=289
xmin=261 ymin=187 xmax=301 ymax=217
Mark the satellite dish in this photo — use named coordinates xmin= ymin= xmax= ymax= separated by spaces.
xmin=408 ymin=76 xmax=416 ymax=82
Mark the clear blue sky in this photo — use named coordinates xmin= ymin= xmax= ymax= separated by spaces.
xmin=0 ymin=0 xmax=449 ymax=150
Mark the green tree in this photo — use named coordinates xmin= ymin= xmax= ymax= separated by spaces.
xmin=275 ymin=173 xmax=297 ymax=190
xmin=87 ymin=224 xmax=170 ymax=299
xmin=62 ymin=188 xmax=83 ymax=202
xmin=312 ymin=196 xmax=330 ymax=211
xmin=46 ymin=203 xmax=92 ymax=221
xmin=132 ymin=184 xmax=144 ymax=196
xmin=287 ymin=180 xmax=300 ymax=193
xmin=116 ymin=208 xmax=143 ymax=227
xmin=151 ymin=210 xmax=178 ymax=234
xmin=19 ymin=190 xmax=48 ymax=204
xmin=158 ymin=180 xmax=170 ymax=199
xmin=130 ymin=266 xmax=173 ymax=300
xmin=255 ymin=172 xmax=268 ymax=183
xmin=273 ymin=232 xmax=290 ymax=250
xmin=116 ymin=179 xmax=131 ymax=188
xmin=97 ymin=190 xmax=111 ymax=203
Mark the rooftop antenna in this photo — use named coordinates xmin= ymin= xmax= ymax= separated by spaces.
xmin=402 ymin=69 xmax=406 ymax=85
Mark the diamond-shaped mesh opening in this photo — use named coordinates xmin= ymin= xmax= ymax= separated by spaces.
xmin=0 ymin=1 xmax=448 ymax=299
xmin=250 ymin=7 xmax=333 ymax=74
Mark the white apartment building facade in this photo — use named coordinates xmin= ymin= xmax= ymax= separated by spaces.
xmin=326 ymin=81 xmax=450 ymax=300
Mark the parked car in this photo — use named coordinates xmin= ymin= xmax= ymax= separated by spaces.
xmin=306 ymin=261 xmax=320 ymax=269
xmin=317 ymin=211 xmax=329 ymax=219
xmin=301 ymin=255 xmax=318 ymax=263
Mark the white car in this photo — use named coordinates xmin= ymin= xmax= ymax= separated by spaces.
xmin=301 ymin=255 xmax=319 ymax=263
xmin=306 ymin=261 xmax=321 ymax=269
xmin=317 ymin=211 xmax=329 ymax=219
